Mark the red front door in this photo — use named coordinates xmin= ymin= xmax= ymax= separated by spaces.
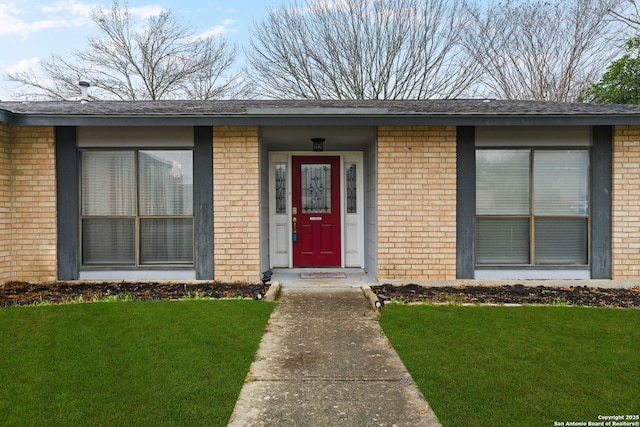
xmin=292 ymin=156 xmax=341 ymax=266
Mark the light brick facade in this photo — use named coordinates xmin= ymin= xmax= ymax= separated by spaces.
xmin=0 ymin=123 xmax=10 ymax=282
xmin=1 ymin=117 xmax=639 ymax=285
xmin=1 ymin=126 xmax=57 ymax=282
xmin=213 ymin=126 xmax=261 ymax=282
xmin=377 ymin=126 xmax=457 ymax=280
xmin=612 ymin=125 xmax=640 ymax=279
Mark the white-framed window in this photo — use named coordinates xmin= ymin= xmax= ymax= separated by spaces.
xmin=80 ymin=149 xmax=194 ymax=266
xmin=475 ymin=149 xmax=589 ymax=266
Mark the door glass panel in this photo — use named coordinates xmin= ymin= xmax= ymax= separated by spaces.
xmin=346 ymin=163 xmax=357 ymax=214
xmin=301 ymin=163 xmax=331 ymax=213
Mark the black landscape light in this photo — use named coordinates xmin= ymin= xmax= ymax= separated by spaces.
xmin=262 ymin=270 xmax=273 ymax=285
xmin=375 ymin=294 xmax=389 ymax=309
xmin=252 ymin=287 xmax=264 ymax=300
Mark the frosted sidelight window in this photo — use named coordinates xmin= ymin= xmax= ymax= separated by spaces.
xmin=346 ymin=163 xmax=357 ymax=214
xmin=81 ymin=149 xmax=194 ymax=266
xmin=476 ymin=149 xmax=589 ymax=266
xmin=275 ymin=163 xmax=287 ymax=214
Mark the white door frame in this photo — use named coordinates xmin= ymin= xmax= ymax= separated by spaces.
xmin=268 ymin=151 xmax=364 ymax=268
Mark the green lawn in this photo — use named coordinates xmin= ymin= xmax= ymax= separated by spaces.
xmin=379 ymin=305 xmax=640 ymax=427
xmin=0 ymin=300 xmax=274 ymax=426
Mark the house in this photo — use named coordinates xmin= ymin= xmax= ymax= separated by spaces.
xmin=2 ymin=99 xmax=640 ymax=286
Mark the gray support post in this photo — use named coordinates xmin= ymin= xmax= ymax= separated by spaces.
xmin=194 ymin=126 xmax=214 ymax=280
xmin=591 ymin=126 xmax=612 ymax=279
xmin=55 ymin=126 xmax=79 ymax=280
xmin=456 ymin=126 xmax=475 ymax=279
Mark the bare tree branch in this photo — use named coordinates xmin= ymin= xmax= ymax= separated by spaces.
xmin=463 ymin=0 xmax=623 ymax=102
xmin=5 ymin=0 xmax=243 ymax=100
xmin=246 ymin=0 xmax=481 ymax=99
xmin=609 ymin=0 xmax=640 ymax=29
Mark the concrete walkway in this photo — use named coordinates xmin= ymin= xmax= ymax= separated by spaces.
xmin=228 ymin=285 xmax=441 ymax=426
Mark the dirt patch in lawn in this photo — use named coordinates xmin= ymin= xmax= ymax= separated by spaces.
xmin=370 ymin=284 xmax=640 ymax=308
xmin=0 ymin=281 xmax=270 ymax=307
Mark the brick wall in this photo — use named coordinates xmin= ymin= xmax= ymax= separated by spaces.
xmin=9 ymin=126 xmax=57 ymax=282
xmin=377 ymin=126 xmax=457 ymax=280
xmin=0 ymin=126 xmax=57 ymax=283
xmin=0 ymin=123 xmax=10 ymax=282
xmin=213 ymin=126 xmax=261 ymax=282
xmin=612 ymin=125 xmax=640 ymax=279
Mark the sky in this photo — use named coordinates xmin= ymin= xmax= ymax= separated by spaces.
xmin=0 ymin=0 xmax=275 ymax=99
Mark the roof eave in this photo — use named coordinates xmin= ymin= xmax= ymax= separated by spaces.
xmin=4 ymin=111 xmax=640 ymax=127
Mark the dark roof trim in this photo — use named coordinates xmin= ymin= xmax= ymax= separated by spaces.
xmin=4 ymin=113 xmax=640 ymax=127
xmin=3 ymin=99 xmax=640 ymax=126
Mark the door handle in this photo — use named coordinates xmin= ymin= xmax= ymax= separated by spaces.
xmin=292 ymin=216 xmax=298 ymax=243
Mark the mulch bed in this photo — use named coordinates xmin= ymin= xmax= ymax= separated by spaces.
xmin=3 ymin=281 xmax=640 ymax=308
xmin=0 ymin=281 xmax=270 ymax=307
xmin=371 ymin=284 xmax=640 ymax=308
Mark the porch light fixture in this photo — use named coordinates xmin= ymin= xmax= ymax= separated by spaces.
xmin=311 ymin=138 xmax=325 ymax=152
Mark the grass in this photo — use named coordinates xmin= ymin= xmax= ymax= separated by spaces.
xmin=379 ymin=305 xmax=640 ymax=427
xmin=0 ymin=300 xmax=275 ymax=426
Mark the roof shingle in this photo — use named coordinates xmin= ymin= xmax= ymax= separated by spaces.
xmin=2 ymin=99 xmax=640 ymax=126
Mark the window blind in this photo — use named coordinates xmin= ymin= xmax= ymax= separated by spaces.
xmin=534 ymin=151 xmax=589 ymax=216
xmin=476 ymin=218 xmax=530 ymax=264
xmin=139 ymin=151 xmax=193 ymax=216
xmin=535 ymin=218 xmax=588 ymax=264
xmin=81 ymin=151 xmax=135 ymax=216
xmin=140 ymin=218 xmax=194 ymax=264
xmin=82 ymin=218 xmax=135 ymax=265
xmin=476 ymin=150 xmax=530 ymax=215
